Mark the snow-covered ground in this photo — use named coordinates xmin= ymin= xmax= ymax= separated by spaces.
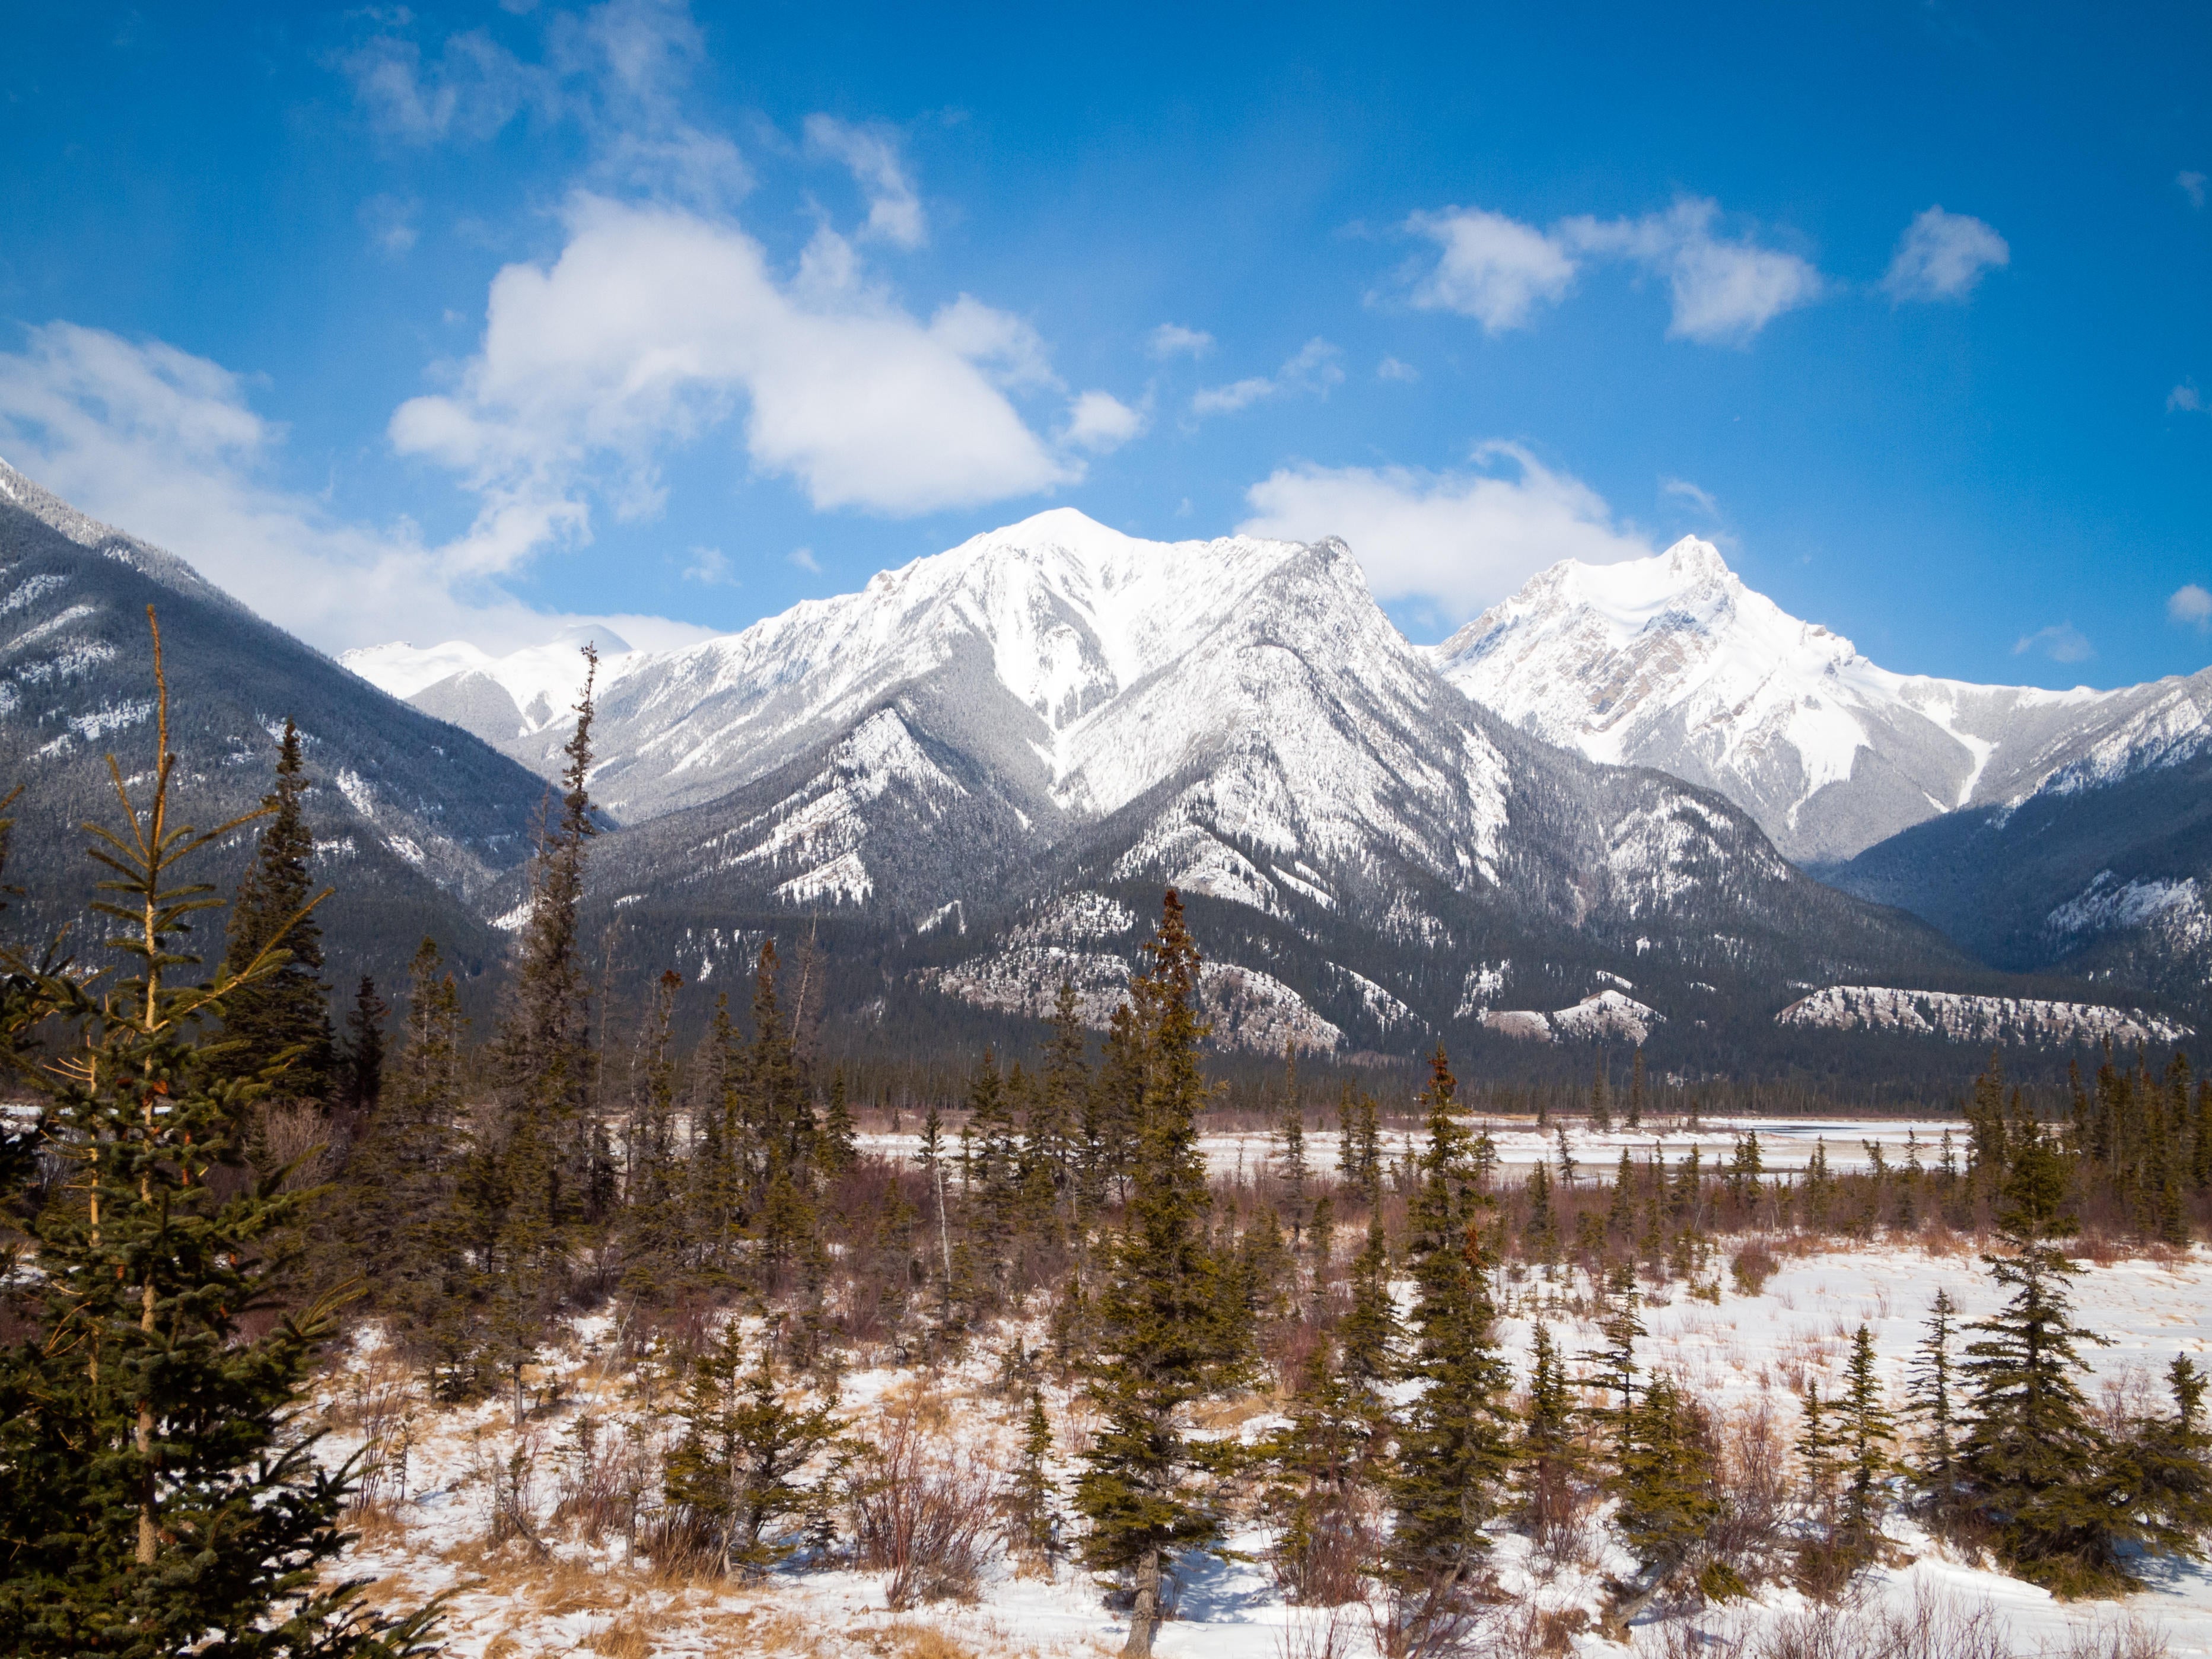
xmin=858 ymin=1116 xmax=1969 ymax=1181
xmin=322 ymin=1240 xmax=2212 ymax=1658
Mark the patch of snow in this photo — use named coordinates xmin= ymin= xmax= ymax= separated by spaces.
xmin=1778 ymin=985 xmax=2191 ymax=1046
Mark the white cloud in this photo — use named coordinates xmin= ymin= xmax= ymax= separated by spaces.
xmin=804 ymin=114 xmax=924 ymax=249
xmin=2182 ymin=171 xmax=2207 ymax=210
xmin=359 ymin=193 xmax=421 ymax=256
xmin=1376 ymin=356 xmax=1420 ymax=383
xmin=2014 ymin=622 xmax=2094 ymax=664
xmin=1148 ymin=324 xmax=1214 ymax=359
xmin=787 ymin=545 xmax=822 ymax=573
xmin=1062 ymin=390 xmax=1145 ymax=453
xmin=1403 ymin=206 xmax=1577 ymax=332
xmin=340 ymin=0 xmax=749 ymax=209
xmin=1237 ymin=441 xmax=1651 ymax=620
xmin=389 ymin=195 xmax=1075 ymax=571
xmin=683 ymin=544 xmax=736 ymax=584
xmin=2170 ymin=382 xmax=2205 ymax=413
xmin=0 ymin=321 xmax=706 ymax=655
xmin=1191 ymin=338 xmax=1342 ymax=417
xmin=1661 ymin=476 xmax=1718 ymax=514
xmin=1561 ymin=197 xmax=1825 ymax=344
xmin=1883 ymin=206 xmax=2010 ymax=301
xmin=2168 ymin=585 xmax=2212 ymax=630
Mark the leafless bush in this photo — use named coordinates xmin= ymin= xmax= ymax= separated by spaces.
xmin=1729 ymin=1240 xmax=1779 ymax=1297
xmin=2047 ymin=1616 xmax=2170 ymax=1659
xmin=472 ymin=1429 xmax=549 ymax=1555
xmin=848 ymin=1390 xmax=1007 ymax=1608
xmin=341 ymin=1377 xmax=416 ymax=1519
xmin=259 ymin=1102 xmax=336 ymax=1190
xmin=1752 ymin=1587 xmax=2011 ymax=1659
xmin=1277 ymin=1604 xmax=1361 ymax=1659
xmin=550 ymin=1413 xmax=654 ymax=1546
xmin=1707 ymin=1395 xmax=1790 ymax=1589
xmin=1271 ymin=1486 xmax=1382 ymax=1607
xmin=1366 ymin=1575 xmax=1500 ymax=1659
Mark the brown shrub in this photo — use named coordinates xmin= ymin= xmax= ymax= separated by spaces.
xmin=848 ymin=1390 xmax=1007 ymax=1608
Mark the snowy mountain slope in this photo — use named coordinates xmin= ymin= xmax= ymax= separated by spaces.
xmin=1828 ymin=741 xmax=2212 ymax=1010
xmin=1431 ymin=537 xmax=2212 ymax=865
xmin=492 ymin=510 xmax=2007 ymax=1058
xmin=342 ymin=626 xmax=643 ymax=746
xmin=0 ymin=457 xmax=552 ymax=996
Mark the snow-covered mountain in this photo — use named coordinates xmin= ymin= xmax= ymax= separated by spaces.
xmin=0 ymin=456 xmax=549 ymax=996
xmin=1432 ymin=537 xmax=2212 ymax=867
xmin=354 ymin=510 xmax=2013 ymax=1058
xmin=342 ymin=626 xmax=643 ymax=744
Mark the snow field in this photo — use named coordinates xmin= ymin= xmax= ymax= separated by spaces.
xmin=316 ymin=1239 xmax=2212 ymax=1659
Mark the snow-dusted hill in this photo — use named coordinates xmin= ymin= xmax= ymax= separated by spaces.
xmin=1431 ymin=537 xmax=2212 ymax=866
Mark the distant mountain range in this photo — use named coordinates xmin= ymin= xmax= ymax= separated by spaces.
xmin=5 ymin=453 xmax=2201 ymax=1069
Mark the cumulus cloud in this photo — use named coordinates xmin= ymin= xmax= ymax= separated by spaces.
xmin=682 ymin=544 xmax=736 ymax=584
xmin=1148 ymin=323 xmax=1215 ymax=359
xmin=1237 ymin=441 xmax=1651 ymax=620
xmin=803 ymin=114 xmax=924 ymax=248
xmin=2014 ymin=622 xmax=2094 ymax=664
xmin=1191 ymin=338 xmax=1342 ymax=417
xmin=1399 ymin=196 xmax=1823 ymax=345
xmin=0 ymin=321 xmax=703 ymax=655
xmin=1061 ymin=390 xmax=1145 ymax=453
xmin=2168 ymin=585 xmax=2212 ymax=630
xmin=2170 ymin=382 xmax=2205 ymax=413
xmin=1561 ymin=198 xmax=1825 ymax=344
xmin=1376 ymin=356 xmax=1420 ymax=383
xmin=1883 ymin=206 xmax=2010 ymax=301
xmin=2182 ymin=171 xmax=2207 ymax=210
xmin=1403 ymin=206 xmax=1578 ymax=332
xmin=389 ymin=195 xmax=1075 ymax=572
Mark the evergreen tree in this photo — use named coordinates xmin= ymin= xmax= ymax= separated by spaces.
xmin=1385 ymin=1047 xmax=1516 ymax=1604
xmin=0 ymin=613 xmax=437 ymax=1657
xmin=663 ymin=1326 xmax=842 ymax=1575
xmin=217 ymin=717 xmax=335 ymax=1104
xmin=1336 ymin=1213 xmax=1399 ymax=1423
xmin=335 ymin=976 xmax=386 ymax=1125
xmin=819 ymin=1065 xmax=858 ymax=1179
xmin=1608 ymin=1374 xmax=1719 ymax=1623
xmin=1589 ymin=1055 xmax=1611 ymax=1133
xmin=1519 ymin=1323 xmax=1581 ymax=1539
xmin=1626 ymin=1047 xmax=1646 ymax=1132
xmin=1007 ymin=1391 xmax=1059 ymax=1564
xmin=1074 ymin=891 xmax=1243 ymax=1659
xmin=1907 ymin=1288 xmax=1960 ymax=1517
xmin=1837 ymin=1326 xmax=1895 ymax=1555
xmin=1958 ymin=1123 xmax=2126 ymax=1588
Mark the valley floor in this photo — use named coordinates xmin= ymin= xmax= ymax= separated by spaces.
xmin=321 ymin=1237 xmax=2212 ymax=1659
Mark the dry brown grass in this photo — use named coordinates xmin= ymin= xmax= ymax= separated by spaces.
xmin=589 ymin=1616 xmax=655 ymax=1658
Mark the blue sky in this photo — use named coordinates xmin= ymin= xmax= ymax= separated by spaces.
xmin=0 ymin=1 xmax=2205 ymax=687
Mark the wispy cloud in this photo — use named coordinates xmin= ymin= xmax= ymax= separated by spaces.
xmin=2014 ymin=622 xmax=2094 ymax=664
xmin=2168 ymin=585 xmax=2212 ymax=630
xmin=2170 ymin=382 xmax=2205 ymax=413
xmin=1398 ymin=196 xmax=1824 ymax=346
xmin=787 ymin=545 xmax=822 ymax=574
xmin=1376 ymin=356 xmax=1420 ymax=383
xmin=1661 ymin=476 xmax=1718 ymax=515
xmin=1883 ymin=206 xmax=2010 ymax=301
xmin=803 ymin=114 xmax=924 ymax=249
xmin=1238 ymin=441 xmax=1650 ymax=620
xmin=1403 ymin=206 xmax=1578 ymax=333
xmin=2181 ymin=171 xmax=2207 ymax=210
xmin=1561 ymin=198 xmax=1825 ymax=344
xmin=1191 ymin=338 xmax=1342 ymax=416
xmin=683 ymin=544 xmax=737 ymax=584
xmin=1148 ymin=323 xmax=1214 ymax=359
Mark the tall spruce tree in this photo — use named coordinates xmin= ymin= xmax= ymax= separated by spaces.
xmin=1958 ymin=1123 xmax=2122 ymax=1588
xmin=1386 ymin=1047 xmax=1516 ymax=1607
xmin=1074 ymin=891 xmax=1244 ymax=1659
xmin=217 ymin=718 xmax=335 ymax=1104
xmin=0 ymin=610 xmax=437 ymax=1657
